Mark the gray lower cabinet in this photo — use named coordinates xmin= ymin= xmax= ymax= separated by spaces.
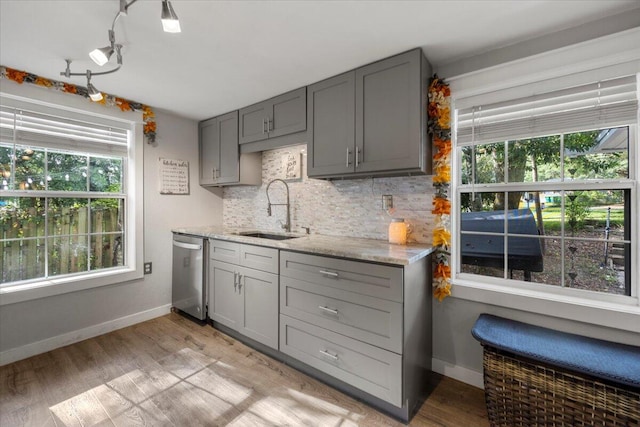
xmin=308 ymin=48 xmax=431 ymax=179
xmin=199 ymin=111 xmax=261 ymax=187
xmin=279 ymin=250 xmax=432 ymax=421
xmin=239 ymin=87 xmax=306 ymax=145
xmin=280 ymin=315 xmax=403 ymax=406
xmin=208 ymin=239 xmax=279 ymax=349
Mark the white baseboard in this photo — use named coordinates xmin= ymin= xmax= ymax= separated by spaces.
xmin=0 ymin=304 xmax=172 ymax=366
xmin=432 ymin=357 xmax=484 ymax=389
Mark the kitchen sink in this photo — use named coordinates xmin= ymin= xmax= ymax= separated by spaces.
xmin=237 ymin=232 xmax=300 ymax=240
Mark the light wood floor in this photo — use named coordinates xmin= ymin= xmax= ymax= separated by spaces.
xmin=0 ymin=313 xmax=489 ymax=426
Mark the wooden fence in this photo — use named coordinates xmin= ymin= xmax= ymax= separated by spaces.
xmin=1 ymin=205 xmax=123 ymax=283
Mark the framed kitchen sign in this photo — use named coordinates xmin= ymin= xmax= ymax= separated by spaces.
xmin=158 ymin=157 xmax=190 ymax=194
xmin=282 ymin=152 xmax=302 ymax=180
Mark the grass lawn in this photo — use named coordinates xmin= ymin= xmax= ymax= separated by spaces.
xmin=524 ymin=204 xmax=625 ymax=232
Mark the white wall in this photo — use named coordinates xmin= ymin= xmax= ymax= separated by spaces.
xmin=0 ymin=85 xmax=223 ymax=362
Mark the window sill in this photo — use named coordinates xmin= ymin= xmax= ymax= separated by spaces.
xmin=451 ymin=277 xmax=640 ymax=334
xmin=0 ymin=268 xmax=144 ymax=306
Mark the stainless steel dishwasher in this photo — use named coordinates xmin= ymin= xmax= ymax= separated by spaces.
xmin=172 ymin=233 xmax=207 ymax=320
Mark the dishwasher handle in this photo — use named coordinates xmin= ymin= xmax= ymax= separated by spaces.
xmin=173 ymin=240 xmax=202 ymax=251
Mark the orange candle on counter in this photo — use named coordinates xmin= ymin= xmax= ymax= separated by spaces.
xmin=388 ymin=218 xmax=408 ymax=245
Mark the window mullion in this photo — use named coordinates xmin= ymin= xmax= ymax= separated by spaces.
xmin=88 ymin=197 xmax=92 ymax=272
xmin=503 ymin=190 xmax=508 ymax=280
xmin=44 ymin=197 xmax=49 ymax=280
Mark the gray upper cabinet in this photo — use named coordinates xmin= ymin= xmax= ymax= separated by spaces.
xmin=308 ymin=48 xmax=431 ymax=179
xmin=199 ymin=116 xmax=223 ymax=186
xmin=356 ymin=49 xmax=424 ymax=173
xmin=199 ymin=111 xmax=261 ymax=187
xmin=239 ymin=87 xmax=306 ymax=145
xmin=238 ymin=103 xmax=269 ymax=144
xmin=307 ymin=71 xmax=356 ymax=177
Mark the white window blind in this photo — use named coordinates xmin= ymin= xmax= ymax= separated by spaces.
xmin=457 ymin=75 xmax=638 ymax=145
xmin=0 ymin=105 xmax=129 ymax=155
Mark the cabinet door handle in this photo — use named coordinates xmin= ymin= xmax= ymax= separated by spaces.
xmin=262 ymin=118 xmax=267 ymax=134
xmin=355 ymin=147 xmax=361 ymax=168
xmin=346 ymin=148 xmax=351 ymax=167
xmin=237 ymin=274 xmax=243 ymax=292
xmin=318 ymin=305 xmax=338 ymax=315
xmin=268 ymin=118 xmax=273 ymax=132
xmin=318 ymin=270 xmax=339 ymax=278
xmin=233 ymin=271 xmax=238 ymax=290
xmin=319 ymin=349 xmax=339 ymax=361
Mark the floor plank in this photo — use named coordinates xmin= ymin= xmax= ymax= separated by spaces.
xmin=0 ymin=313 xmax=489 ymax=426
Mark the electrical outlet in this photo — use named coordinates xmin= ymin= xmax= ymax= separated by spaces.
xmin=144 ymin=262 xmax=152 ymax=274
xmin=382 ymin=194 xmax=393 ymax=210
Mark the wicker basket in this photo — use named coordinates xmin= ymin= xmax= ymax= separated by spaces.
xmin=482 ymin=346 xmax=640 ymax=427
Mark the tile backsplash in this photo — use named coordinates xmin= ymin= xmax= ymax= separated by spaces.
xmin=223 ymin=145 xmax=435 ymax=243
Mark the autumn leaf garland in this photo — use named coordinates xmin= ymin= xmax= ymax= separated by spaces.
xmin=428 ymin=75 xmax=452 ymax=302
xmin=1 ymin=66 xmax=157 ymax=144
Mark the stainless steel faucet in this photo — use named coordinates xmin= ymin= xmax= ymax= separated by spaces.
xmin=266 ymin=178 xmax=291 ymax=232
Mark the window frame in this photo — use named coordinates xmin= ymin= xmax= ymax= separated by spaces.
xmin=450 ymin=91 xmax=639 ymax=333
xmin=454 ymin=126 xmax=635 ymax=300
xmin=0 ymin=91 xmax=144 ymax=306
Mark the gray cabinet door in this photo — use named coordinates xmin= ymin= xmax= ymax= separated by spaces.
xmin=239 ymin=88 xmax=306 ymax=145
xmin=198 ymin=117 xmax=219 ymax=185
xmin=217 ymin=111 xmax=240 ymax=184
xmin=239 ymin=102 xmax=269 ymax=144
xmin=307 ymin=72 xmax=355 ymax=177
xmin=269 ymin=87 xmax=306 ymax=139
xmin=238 ymin=265 xmax=279 ymax=350
xmin=355 ymin=49 xmax=423 ymax=173
xmin=210 ymin=260 xmax=242 ymax=330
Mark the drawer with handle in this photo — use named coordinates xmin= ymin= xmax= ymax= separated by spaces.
xmin=210 ymin=239 xmax=278 ymax=273
xmin=280 ymin=314 xmax=402 ymax=406
xmin=280 ymin=251 xmax=403 ymax=302
xmin=210 ymin=239 xmax=241 ymax=264
xmin=280 ymin=276 xmax=403 ymax=353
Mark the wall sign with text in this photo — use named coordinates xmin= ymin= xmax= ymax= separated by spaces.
xmin=158 ymin=158 xmax=189 ymax=195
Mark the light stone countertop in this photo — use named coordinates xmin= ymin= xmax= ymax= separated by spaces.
xmin=172 ymin=226 xmax=435 ymax=266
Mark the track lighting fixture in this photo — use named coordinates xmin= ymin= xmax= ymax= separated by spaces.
xmin=59 ymin=0 xmax=181 ymax=102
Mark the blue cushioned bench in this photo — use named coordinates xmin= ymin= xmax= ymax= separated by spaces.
xmin=472 ymin=314 xmax=640 ymax=426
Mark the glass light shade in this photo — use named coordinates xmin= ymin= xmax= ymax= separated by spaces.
xmin=161 ymin=0 xmax=181 ymax=33
xmin=87 ymin=83 xmax=103 ymax=102
xmin=161 ymin=18 xmax=181 ymax=33
xmin=89 ymin=46 xmax=113 ymax=66
xmin=388 ymin=218 xmax=408 ymax=245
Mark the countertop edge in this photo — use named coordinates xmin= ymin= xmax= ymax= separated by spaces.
xmin=172 ymin=227 xmax=435 ymax=266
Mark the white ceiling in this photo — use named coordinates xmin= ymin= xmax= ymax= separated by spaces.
xmin=1 ymin=0 xmax=639 ymax=121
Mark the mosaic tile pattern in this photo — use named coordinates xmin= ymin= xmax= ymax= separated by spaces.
xmin=223 ymin=145 xmax=436 ymax=244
